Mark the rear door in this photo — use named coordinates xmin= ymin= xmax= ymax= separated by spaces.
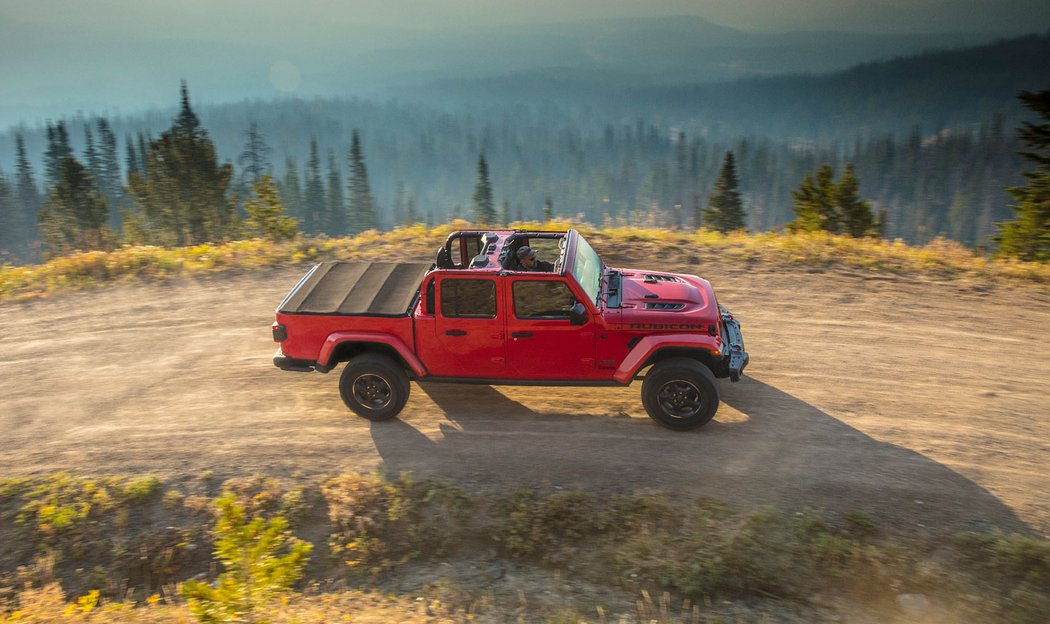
xmin=430 ymin=276 xmax=506 ymax=377
xmin=505 ymin=277 xmax=598 ymax=379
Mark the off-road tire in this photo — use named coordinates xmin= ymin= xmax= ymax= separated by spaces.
xmin=339 ymin=353 xmax=410 ymax=421
xmin=641 ymin=357 xmax=719 ymax=430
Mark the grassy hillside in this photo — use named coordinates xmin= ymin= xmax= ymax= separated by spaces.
xmin=1 ymin=222 xmax=1048 ymax=303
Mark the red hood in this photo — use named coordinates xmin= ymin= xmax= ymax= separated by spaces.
xmin=614 ymin=268 xmax=719 ymax=329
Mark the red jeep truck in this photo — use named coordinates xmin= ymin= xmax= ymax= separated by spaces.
xmin=272 ymin=228 xmax=748 ymax=430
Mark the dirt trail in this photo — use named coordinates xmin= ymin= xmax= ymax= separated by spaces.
xmin=2 ymin=262 xmax=1048 ymax=538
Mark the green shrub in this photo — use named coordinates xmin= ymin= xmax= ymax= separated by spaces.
xmin=182 ymin=494 xmax=311 ymax=624
xmin=953 ymin=531 xmax=1050 ymax=623
xmin=500 ymin=490 xmax=608 ymax=563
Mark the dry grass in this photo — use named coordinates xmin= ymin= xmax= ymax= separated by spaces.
xmin=3 ymin=473 xmax=1049 ymax=623
xmin=0 ymin=583 xmax=459 ymax=623
xmin=3 ymin=222 xmax=1047 ymax=301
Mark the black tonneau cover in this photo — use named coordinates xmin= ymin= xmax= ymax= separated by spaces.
xmin=278 ymin=262 xmax=430 ymax=316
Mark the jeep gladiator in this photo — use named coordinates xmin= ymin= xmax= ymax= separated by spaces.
xmin=272 ymin=229 xmax=748 ymax=430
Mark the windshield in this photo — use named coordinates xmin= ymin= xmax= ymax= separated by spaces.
xmin=571 ymin=233 xmax=603 ymax=305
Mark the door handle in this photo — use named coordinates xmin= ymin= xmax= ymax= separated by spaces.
xmin=511 ymin=331 xmax=533 ymax=338
xmin=445 ymin=329 xmax=467 ymax=336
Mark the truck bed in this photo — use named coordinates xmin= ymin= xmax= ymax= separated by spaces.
xmin=278 ymin=262 xmax=431 ymax=316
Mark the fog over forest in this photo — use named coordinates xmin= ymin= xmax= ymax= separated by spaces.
xmin=1 ymin=5 xmax=1049 ymax=261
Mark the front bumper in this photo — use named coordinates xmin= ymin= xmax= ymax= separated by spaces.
xmin=719 ymin=305 xmax=750 ymax=382
xmin=273 ymin=348 xmax=317 ymax=372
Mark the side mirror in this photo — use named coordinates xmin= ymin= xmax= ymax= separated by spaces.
xmin=568 ymin=302 xmax=587 ymax=326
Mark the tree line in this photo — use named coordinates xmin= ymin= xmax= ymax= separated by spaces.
xmin=0 ymin=84 xmax=384 ymax=259
xmin=1 ymin=83 xmax=1048 ymax=262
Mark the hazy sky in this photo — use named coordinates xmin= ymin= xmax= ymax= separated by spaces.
xmin=1 ymin=0 xmax=1048 ymax=129
xmin=6 ymin=0 xmax=1048 ymax=36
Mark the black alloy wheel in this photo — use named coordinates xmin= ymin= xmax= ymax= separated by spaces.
xmin=339 ymin=353 xmax=410 ymax=421
xmin=351 ymin=373 xmax=393 ymax=410
xmin=656 ymin=379 xmax=704 ymax=420
xmin=641 ymin=357 xmax=719 ymax=430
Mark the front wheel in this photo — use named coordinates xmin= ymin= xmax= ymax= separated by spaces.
xmin=641 ymin=358 xmax=719 ymax=430
xmin=339 ymin=354 xmax=410 ymax=421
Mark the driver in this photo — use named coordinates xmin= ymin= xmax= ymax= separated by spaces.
xmin=516 ymin=246 xmax=554 ymax=272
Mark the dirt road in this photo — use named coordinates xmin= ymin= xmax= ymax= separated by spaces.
xmin=2 ymin=260 xmax=1048 ymax=539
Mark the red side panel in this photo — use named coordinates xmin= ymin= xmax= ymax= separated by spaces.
xmin=275 ymin=312 xmax=421 ymax=372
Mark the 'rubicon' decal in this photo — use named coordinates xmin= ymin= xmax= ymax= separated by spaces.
xmin=628 ymin=323 xmax=706 ymax=330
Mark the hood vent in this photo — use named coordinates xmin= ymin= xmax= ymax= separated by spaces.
xmin=645 ymin=302 xmax=685 ymax=311
xmin=643 ymin=274 xmax=681 ymax=283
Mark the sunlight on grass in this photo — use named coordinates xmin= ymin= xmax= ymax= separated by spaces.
xmin=2 ymin=222 xmax=1047 ymax=301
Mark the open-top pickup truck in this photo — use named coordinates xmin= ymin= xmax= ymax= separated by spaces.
xmin=272 ymin=228 xmax=748 ymax=430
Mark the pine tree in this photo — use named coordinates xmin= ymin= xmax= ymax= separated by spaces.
xmin=123 ymin=83 xmax=234 ymax=246
xmin=279 ymin=156 xmax=303 ymax=229
xmin=174 ymin=80 xmax=201 ymax=136
xmin=14 ymin=134 xmax=41 ymax=253
xmin=237 ymin=122 xmax=272 ymax=187
xmin=83 ymin=126 xmax=103 ymax=185
xmin=392 ymin=181 xmax=406 ymax=226
xmin=303 ymin=139 xmax=325 ymax=235
xmin=347 ymin=130 xmax=377 ymax=234
xmin=244 ymin=175 xmax=298 ymax=241
xmin=125 ymin=135 xmax=140 ymax=179
xmin=789 ymin=164 xmax=838 ymax=233
xmin=703 ymin=151 xmax=746 ymax=233
xmin=182 ymin=494 xmax=311 ymax=624
xmin=326 ymin=150 xmax=345 ymax=235
xmin=44 ymin=121 xmax=73 ymax=188
xmin=837 ymin=163 xmax=877 ymax=237
xmin=997 ymin=88 xmax=1050 ymax=261
xmin=38 ymin=156 xmax=111 ymax=254
xmin=471 ymin=152 xmax=495 ymax=225
xmin=406 ymin=193 xmax=419 ymax=225
xmin=96 ymin=118 xmax=123 ymax=227
xmin=543 ymin=196 xmax=554 ymax=222
xmin=137 ymin=133 xmax=150 ymax=174
xmin=0 ymin=172 xmax=16 ymax=258
xmin=498 ymin=199 xmax=510 ymax=227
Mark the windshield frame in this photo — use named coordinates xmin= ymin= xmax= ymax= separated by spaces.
xmin=570 ymin=233 xmax=604 ymax=306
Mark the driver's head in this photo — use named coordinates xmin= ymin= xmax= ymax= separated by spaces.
xmin=516 ymin=246 xmax=537 ymax=269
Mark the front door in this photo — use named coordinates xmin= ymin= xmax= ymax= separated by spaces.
xmin=505 ymin=277 xmax=597 ymax=379
xmin=431 ymin=276 xmax=505 ymax=377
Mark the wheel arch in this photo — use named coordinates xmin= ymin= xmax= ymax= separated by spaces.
xmin=316 ymin=332 xmax=427 ymax=377
xmin=327 ymin=342 xmax=406 ymax=370
xmin=640 ymin=347 xmax=717 ymax=375
xmin=613 ymin=334 xmax=721 ymax=384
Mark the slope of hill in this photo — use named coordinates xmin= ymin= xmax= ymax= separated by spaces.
xmin=347 ymin=15 xmax=989 ymax=89
xmin=411 ymin=32 xmax=1050 ymax=138
xmin=633 ymin=33 xmax=1050 ymax=137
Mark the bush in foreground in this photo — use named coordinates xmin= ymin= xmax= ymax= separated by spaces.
xmin=2 ymin=472 xmax=1050 ymax=623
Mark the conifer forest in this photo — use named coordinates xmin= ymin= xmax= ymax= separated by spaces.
xmin=0 ymin=32 xmax=1048 ymax=263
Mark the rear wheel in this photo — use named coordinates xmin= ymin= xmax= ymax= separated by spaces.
xmin=641 ymin=357 xmax=719 ymax=430
xmin=339 ymin=353 xmax=410 ymax=421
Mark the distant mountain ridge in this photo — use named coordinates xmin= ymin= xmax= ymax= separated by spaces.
xmin=640 ymin=32 xmax=1050 ymax=137
xmin=348 ymin=15 xmax=990 ymax=89
xmin=402 ymin=31 xmax=1050 ymax=138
